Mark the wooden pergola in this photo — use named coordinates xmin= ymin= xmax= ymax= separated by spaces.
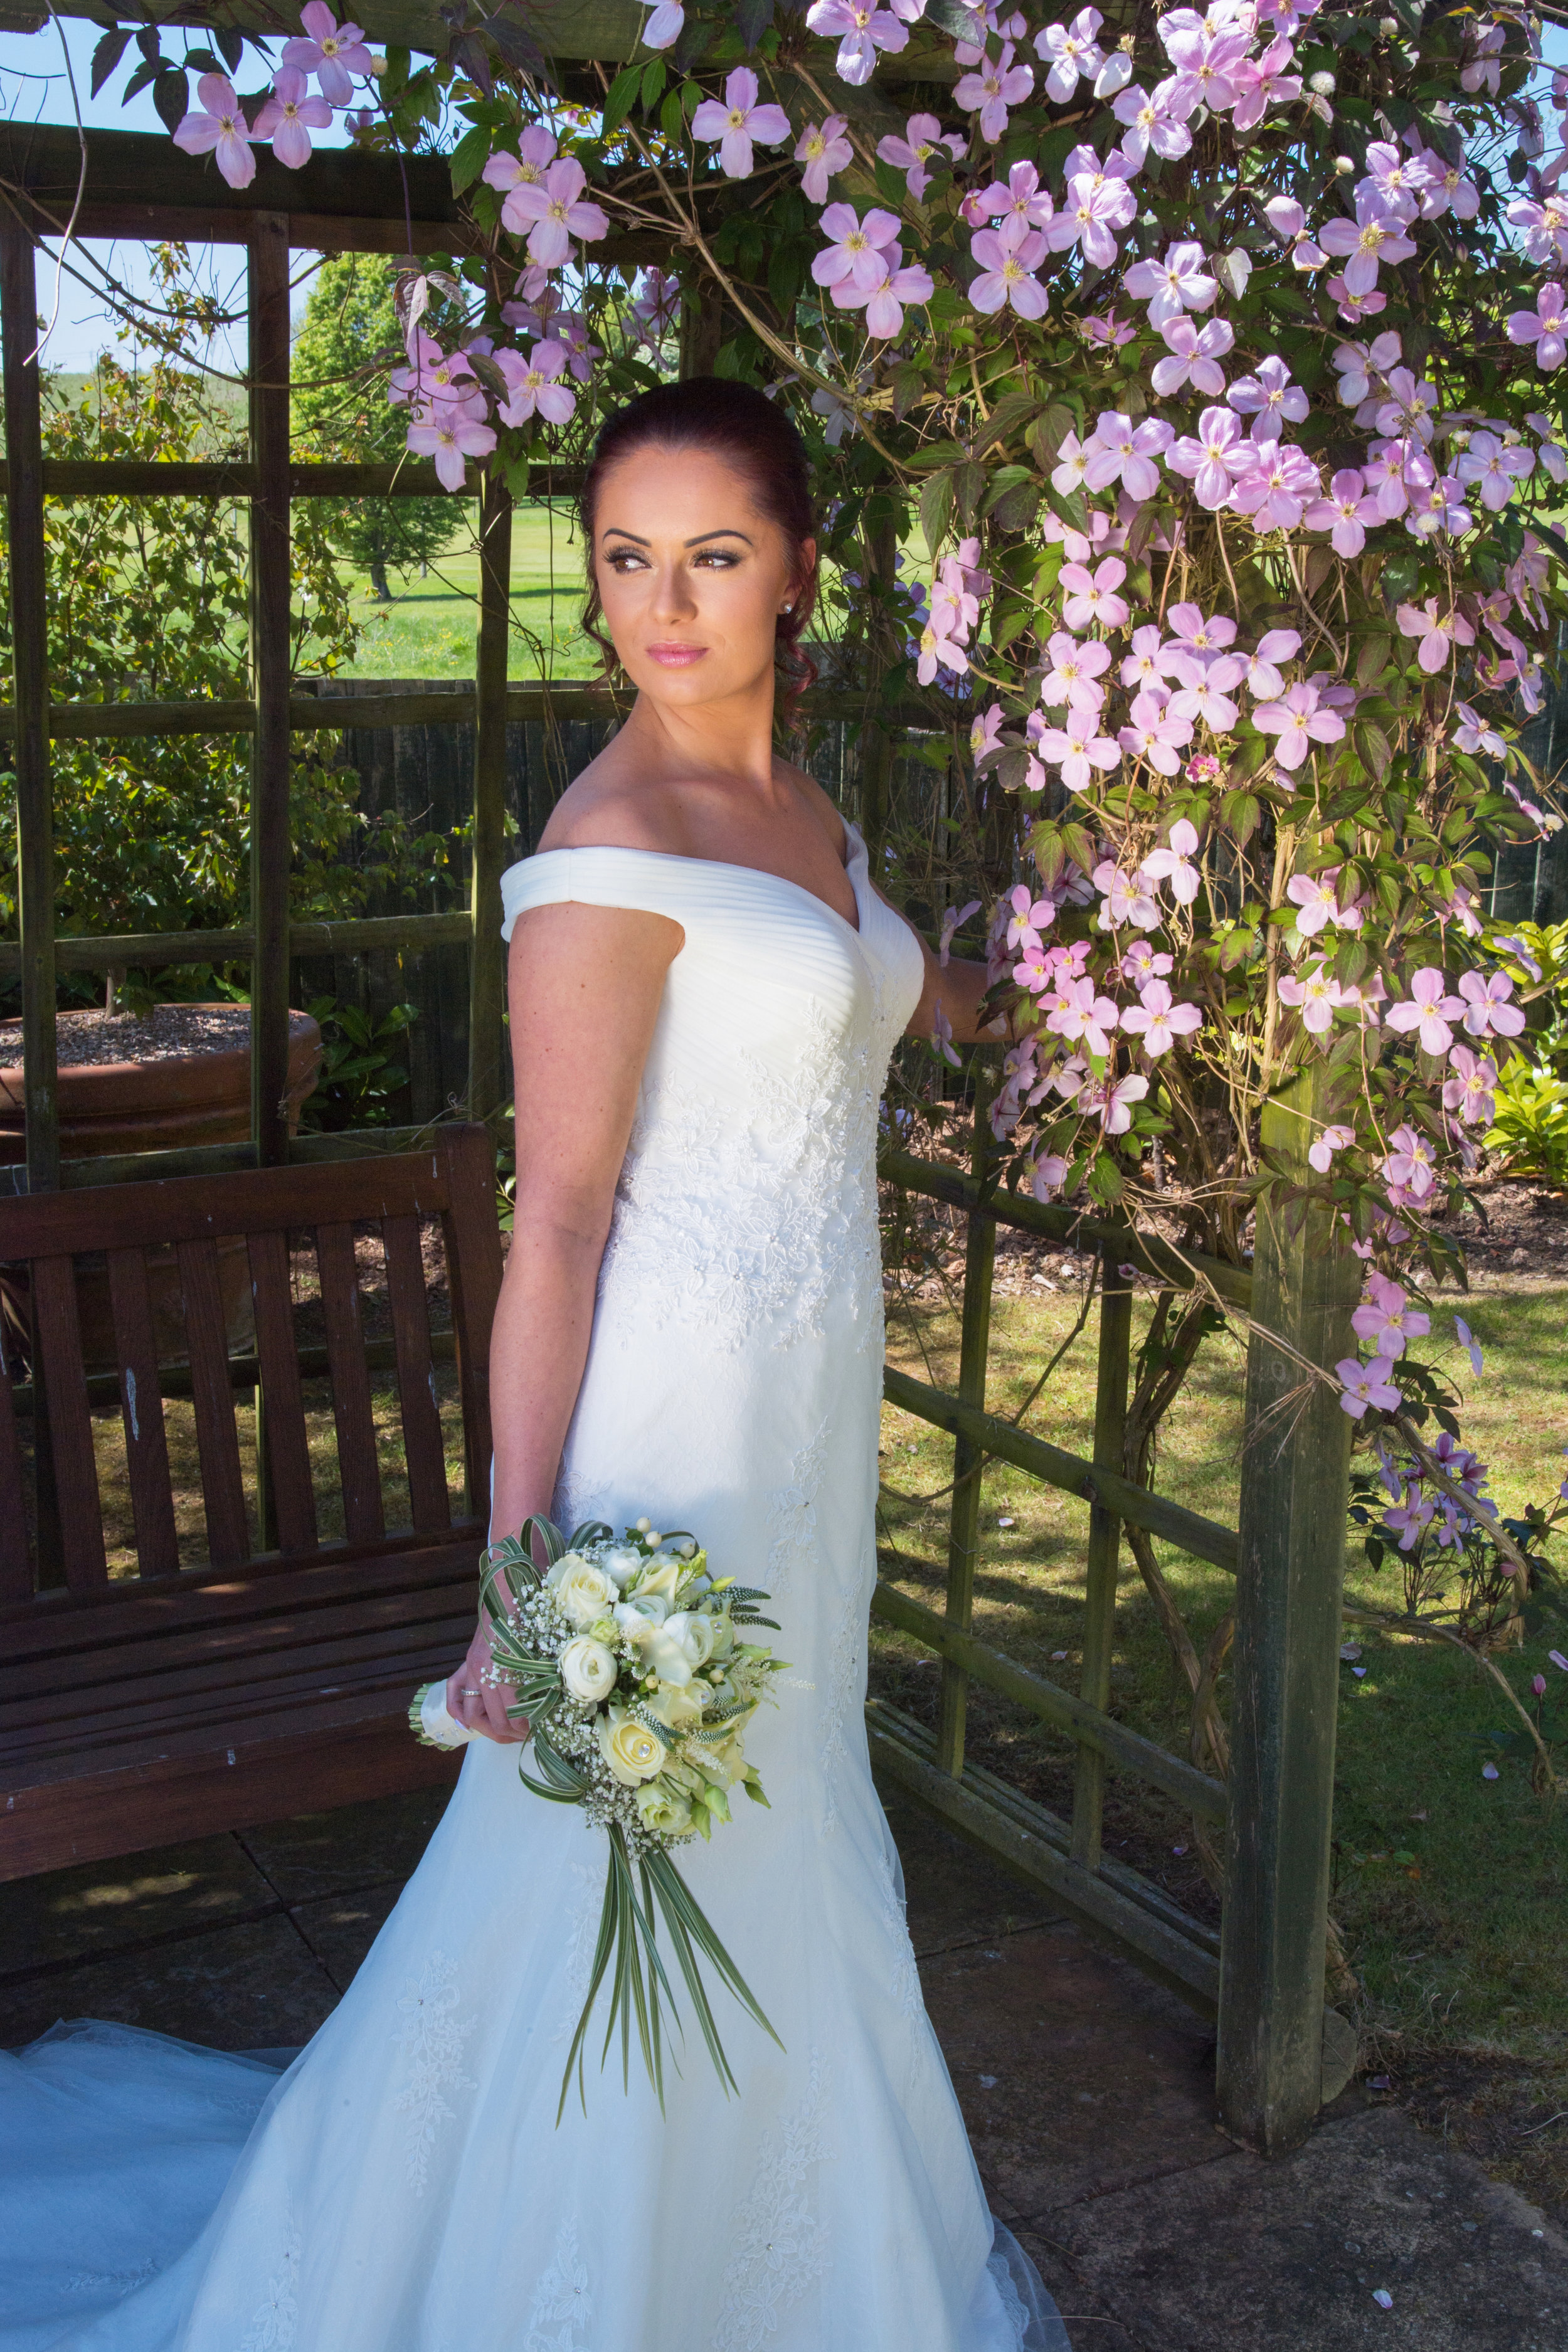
xmin=0 ymin=84 xmax=1362 ymax=2165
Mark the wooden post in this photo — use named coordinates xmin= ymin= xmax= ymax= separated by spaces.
xmin=1071 ymin=1246 xmax=1133 ymax=1867
xmin=936 ymin=1059 xmax=997 ymax=1777
xmin=1 ymin=221 xmax=58 ymax=1197
xmin=468 ymin=470 xmax=512 ymax=1125
xmin=248 ymin=214 xmax=291 ymax=1170
xmin=1217 ymin=1061 xmax=1362 ymax=2155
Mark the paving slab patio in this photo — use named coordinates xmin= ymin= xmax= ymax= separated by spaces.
xmin=3 ymin=1777 xmax=1564 ymax=2350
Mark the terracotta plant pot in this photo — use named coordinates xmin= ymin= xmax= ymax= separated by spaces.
xmin=0 ymin=1006 xmax=322 ymax=1370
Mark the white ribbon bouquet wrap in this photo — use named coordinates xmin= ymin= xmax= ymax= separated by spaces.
xmin=411 ymin=1514 xmax=783 ymax=2117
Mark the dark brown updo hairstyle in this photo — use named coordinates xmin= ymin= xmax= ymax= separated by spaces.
xmin=578 ymin=376 xmax=819 ymax=711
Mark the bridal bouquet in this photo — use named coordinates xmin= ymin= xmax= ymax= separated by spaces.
xmin=411 ymin=1513 xmax=783 ymax=2118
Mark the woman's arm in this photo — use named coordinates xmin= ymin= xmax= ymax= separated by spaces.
xmin=902 ymin=926 xmax=1009 ymax=1049
xmin=445 ymin=898 xmax=681 ymax=1742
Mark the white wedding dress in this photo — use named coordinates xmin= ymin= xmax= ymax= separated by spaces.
xmin=0 ymin=822 xmax=1069 ymax=2352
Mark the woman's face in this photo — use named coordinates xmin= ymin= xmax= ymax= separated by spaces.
xmin=591 ymin=445 xmax=812 ymax=708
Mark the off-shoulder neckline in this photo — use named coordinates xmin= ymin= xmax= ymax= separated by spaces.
xmin=511 ymin=820 xmax=869 ymax=942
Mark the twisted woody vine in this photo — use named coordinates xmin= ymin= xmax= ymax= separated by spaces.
xmin=102 ymin=0 xmax=1568 ymax=1797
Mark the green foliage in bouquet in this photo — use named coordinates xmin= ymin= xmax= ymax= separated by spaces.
xmin=477 ymin=1513 xmax=784 ymax=2121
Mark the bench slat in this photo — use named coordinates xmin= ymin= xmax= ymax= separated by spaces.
xmin=2 ymin=1607 xmax=476 ymax=1757
xmin=176 ymin=1237 xmax=252 ymax=1568
xmin=0 ymin=1319 xmax=33 ymax=1602
xmin=105 ymin=1248 xmax=180 ymax=1579
xmin=0 ymin=1151 xmax=455 ymax=1261
xmin=315 ymin=1221 xmax=386 ymax=1544
xmin=1 ymin=1567 xmax=477 ymax=1712
xmin=246 ymin=1227 xmax=317 ymax=1553
xmin=31 ymin=1258 xmax=107 ymax=1591
xmin=383 ymin=1213 xmax=451 ymax=1535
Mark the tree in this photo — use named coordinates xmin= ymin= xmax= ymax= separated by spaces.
xmin=292 ymin=252 xmax=464 ymax=600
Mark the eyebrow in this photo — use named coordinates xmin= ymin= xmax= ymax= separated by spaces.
xmin=601 ymin=527 xmax=755 ymax=548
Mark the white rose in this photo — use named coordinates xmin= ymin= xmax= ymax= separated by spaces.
xmin=595 ymin=1705 xmax=665 ymax=1786
xmin=641 ymin=1610 xmax=713 ymax=1687
xmin=614 ymin=1594 xmax=670 ymax=1643
xmin=706 ymin=1611 xmax=736 ymax=1661
xmin=632 ymin=1557 xmax=685 ymax=1605
xmin=548 ymin=1556 xmax=620 ymax=1629
xmin=634 ymin=1777 xmax=693 ymax=1837
xmin=559 ymin=1636 xmax=617 ymax=1703
xmin=642 ymin=1682 xmax=706 ymax=1734
xmin=599 ymin=1544 xmax=644 ymax=1589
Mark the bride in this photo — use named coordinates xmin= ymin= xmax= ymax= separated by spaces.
xmin=0 ymin=377 xmax=1069 ymax=2352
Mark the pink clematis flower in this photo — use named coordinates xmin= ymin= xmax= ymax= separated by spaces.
xmin=795 ymin=115 xmax=852 ymax=204
xmin=955 ymin=40 xmax=1034 ymax=142
xmin=1318 ymin=193 xmax=1416 ymax=295
xmin=282 ymin=4 xmax=372 ymax=104
xmin=1038 ymin=719 xmax=1121 ymax=795
xmin=1081 ymin=1071 xmax=1149 ymax=1135
xmin=1230 ymin=38 xmax=1302 ymax=132
xmin=877 ymin=113 xmax=965 ymax=201
xmin=1508 ymin=282 xmax=1568 ymax=369
xmin=1120 ymin=939 xmax=1172 ymax=987
xmin=1084 ymin=412 xmax=1173 ymax=501
xmin=1044 ymin=976 xmax=1121 ymax=1059
xmin=1046 ymin=169 xmax=1136 ymax=269
xmin=1125 ymin=240 xmax=1219 ymax=326
xmin=1150 ymin=315 xmax=1233 ymax=398
xmin=1227 ymin=355 xmax=1309 ymax=443
xmin=1041 ymin=632 xmax=1111 ymax=712
xmin=1093 ymin=861 xmax=1160 ymax=931
xmin=1238 ymin=628 xmax=1303 ymax=700
xmin=977 ymin=160 xmax=1054 ymax=233
xmin=813 ymin=204 xmax=901 ymax=292
xmin=172 ymin=74 xmax=258 ymax=189
xmin=1455 ymin=432 xmax=1534 ymax=512
xmin=1396 ymin=598 xmax=1475 ymax=674
xmin=1030 ymin=1154 xmax=1071 ymax=1202
xmin=255 ymin=67 xmax=332 ymax=171
xmin=494 ymin=341 xmax=576 ymax=428
xmin=1004 ymin=885 xmax=1052 ymax=955
xmin=805 ymin=0 xmax=912 ymax=87
xmin=1165 ymin=603 xmax=1236 ymax=655
xmin=484 ymin=127 xmax=559 ymax=216
xmin=1337 ymin=1357 xmax=1402 ymax=1420
xmin=1112 ymin=78 xmax=1194 ymax=167
xmin=692 ymin=70 xmax=792 ymax=177
xmin=1352 ymin=1276 xmax=1430 ymax=1359
xmin=1230 ymin=441 xmax=1322 ymax=531
xmin=1167 ymin=654 xmax=1245 ymax=732
xmin=1453 ymin=702 xmax=1507 ymax=758
xmin=1305 ymin=467 xmax=1381 ymax=557
xmin=1254 ymin=682 xmax=1346 ymax=772
xmin=642 ymin=0 xmax=686 ymax=47
xmin=1385 ymin=968 xmax=1466 ymax=1056
xmin=406 ymin=406 xmax=497 ymax=493
xmin=1121 ymin=980 xmax=1202 ymax=1056
xmin=1167 ymin=406 xmax=1254 ymax=510
xmin=1162 ymin=18 xmax=1251 ymax=113
xmin=969 ymin=216 xmax=1049 ymax=317
xmin=1456 ymin=969 xmax=1526 ymax=1041
xmin=834 ymin=244 xmax=933 ymax=339
xmin=1060 ymin=558 xmax=1130 ymax=633
xmin=1381 ymin=1121 xmax=1437 ymax=1198
xmin=1443 ymin=1046 xmax=1498 ymax=1126
xmin=1141 ymin=817 xmax=1204 ymax=904
xmin=1119 ymin=692 xmax=1193 ymax=776
xmin=1036 ymin=6 xmax=1104 ymax=101
xmin=1308 ymin=1123 xmax=1356 ymax=1174
xmin=501 ymin=158 xmax=608 ymax=268
xmin=1279 ymin=963 xmax=1351 ymax=1035
xmin=1286 ymin=866 xmax=1360 ymax=937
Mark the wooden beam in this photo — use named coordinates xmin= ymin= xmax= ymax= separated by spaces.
xmin=872 ymin=1584 xmax=1227 ymax=1825
xmin=248 ymin=213 xmax=291 ymax=1170
xmin=0 ymin=910 xmax=473 ymax=973
xmin=879 ymin=1144 xmax=1254 ymax=1306
xmin=0 ymin=216 xmax=57 ymax=1195
xmin=468 ymin=471 xmax=512 ymax=1124
xmin=884 ymin=1364 xmax=1240 ymax=1574
xmin=1216 ymin=1062 xmax=1363 ymax=2156
xmin=0 ymin=457 xmax=583 ymax=499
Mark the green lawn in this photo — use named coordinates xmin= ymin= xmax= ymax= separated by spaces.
xmin=875 ymin=1273 xmax=1568 ymax=2210
xmin=338 ymin=500 xmax=596 ymax=679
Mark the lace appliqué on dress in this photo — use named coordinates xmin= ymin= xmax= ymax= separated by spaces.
xmin=236 ymin=2208 xmax=302 ymax=2352
xmin=524 ymin=2217 xmax=592 ymax=2352
xmin=818 ymin=1582 xmax=862 ymax=1837
xmin=391 ymin=1949 xmax=479 ymax=2196
xmin=596 ymin=990 xmax=888 ymax=1358
xmin=872 ymin=1845 xmax=923 ymax=2021
xmin=765 ymin=1418 xmax=829 ymax=1594
xmin=711 ymin=2057 xmax=830 ymax=2352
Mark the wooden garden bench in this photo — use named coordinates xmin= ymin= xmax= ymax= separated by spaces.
xmin=0 ymin=1125 xmax=503 ymax=1881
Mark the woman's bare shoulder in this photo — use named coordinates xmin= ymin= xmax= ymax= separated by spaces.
xmin=536 ymin=758 xmax=692 ymax=857
xmin=775 ymin=757 xmax=849 ymax=857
